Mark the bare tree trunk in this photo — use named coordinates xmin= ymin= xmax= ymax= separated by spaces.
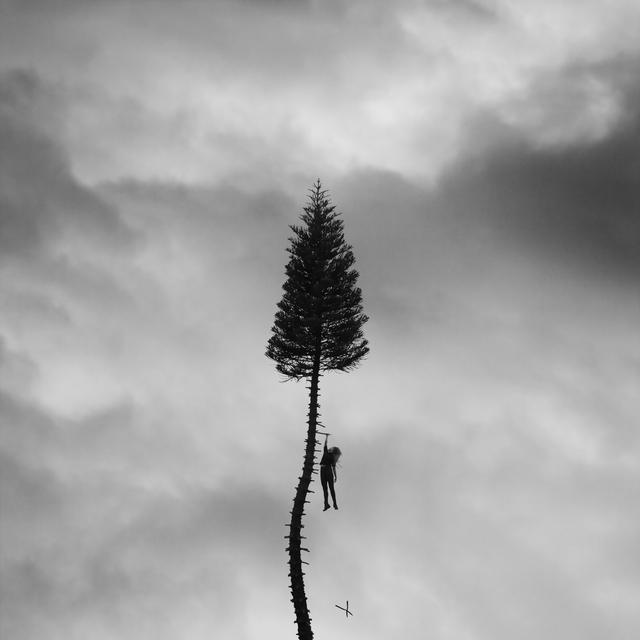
xmin=286 ymin=352 xmax=321 ymax=640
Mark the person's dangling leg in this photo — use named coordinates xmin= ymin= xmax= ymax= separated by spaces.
xmin=328 ymin=476 xmax=338 ymax=510
xmin=320 ymin=466 xmax=330 ymax=511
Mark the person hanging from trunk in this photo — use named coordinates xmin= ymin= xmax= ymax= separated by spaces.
xmin=320 ymin=434 xmax=342 ymax=511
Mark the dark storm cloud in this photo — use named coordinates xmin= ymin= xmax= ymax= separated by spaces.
xmin=0 ymin=67 xmax=148 ymax=401
xmin=331 ymin=75 xmax=640 ymax=327
xmin=0 ymin=69 xmax=136 ymax=258
xmin=432 ymin=67 xmax=640 ymax=279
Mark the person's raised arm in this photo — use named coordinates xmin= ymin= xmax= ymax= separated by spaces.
xmin=324 ymin=434 xmax=328 ymax=453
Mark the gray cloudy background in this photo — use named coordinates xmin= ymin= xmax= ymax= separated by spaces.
xmin=1 ymin=1 xmax=639 ymax=639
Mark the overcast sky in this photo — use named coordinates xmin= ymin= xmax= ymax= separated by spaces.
xmin=1 ymin=1 xmax=639 ymax=639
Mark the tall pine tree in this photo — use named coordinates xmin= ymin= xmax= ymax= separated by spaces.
xmin=267 ymin=180 xmax=368 ymax=640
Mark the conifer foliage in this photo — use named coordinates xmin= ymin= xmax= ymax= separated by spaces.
xmin=267 ymin=181 xmax=369 ymax=378
xmin=267 ymin=180 xmax=368 ymax=640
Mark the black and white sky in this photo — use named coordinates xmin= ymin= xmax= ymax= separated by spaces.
xmin=1 ymin=1 xmax=639 ymax=639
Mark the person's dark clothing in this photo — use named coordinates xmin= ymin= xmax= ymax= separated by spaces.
xmin=320 ymin=442 xmax=338 ymax=510
xmin=319 ymin=449 xmax=333 ymax=466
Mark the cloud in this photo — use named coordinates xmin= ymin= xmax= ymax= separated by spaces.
xmin=5 ymin=0 xmax=639 ymax=185
xmin=0 ymin=86 xmax=323 ymax=634
xmin=3 ymin=82 xmax=639 ymax=638
xmin=0 ymin=375 xmax=292 ymax=640
xmin=1 ymin=2 xmax=639 ymax=639
xmin=0 ymin=70 xmax=136 ymax=257
xmin=0 ymin=69 xmax=148 ymax=419
xmin=308 ymin=97 xmax=640 ymax=639
xmin=432 ymin=74 xmax=640 ymax=280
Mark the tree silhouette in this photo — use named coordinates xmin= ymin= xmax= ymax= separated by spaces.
xmin=267 ymin=180 xmax=369 ymax=640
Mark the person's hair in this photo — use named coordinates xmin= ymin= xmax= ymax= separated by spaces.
xmin=328 ymin=446 xmax=342 ymax=463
